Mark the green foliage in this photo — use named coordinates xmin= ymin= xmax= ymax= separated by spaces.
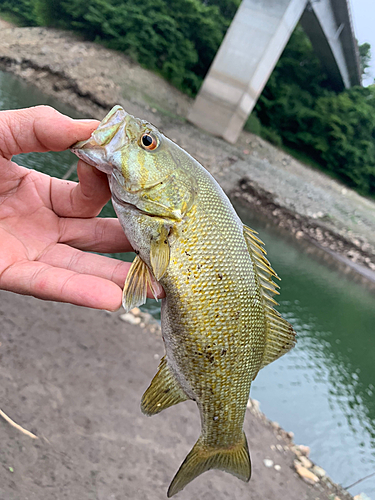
xmin=244 ymin=113 xmax=262 ymax=136
xmin=311 ymin=87 xmax=375 ymax=194
xmin=359 ymin=42 xmax=371 ymax=78
xmin=260 ymin=127 xmax=283 ymax=148
xmin=33 ymin=0 xmax=66 ymax=26
xmin=16 ymin=0 xmax=231 ymax=95
xmin=254 ymin=27 xmax=375 ymax=195
xmin=0 ymin=0 xmax=37 ymax=25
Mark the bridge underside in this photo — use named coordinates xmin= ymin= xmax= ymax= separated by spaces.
xmin=188 ymin=0 xmax=361 ymax=144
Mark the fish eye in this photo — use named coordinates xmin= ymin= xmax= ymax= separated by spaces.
xmin=140 ymin=133 xmax=158 ymax=151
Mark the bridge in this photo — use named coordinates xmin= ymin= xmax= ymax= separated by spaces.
xmin=188 ymin=0 xmax=361 ymax=143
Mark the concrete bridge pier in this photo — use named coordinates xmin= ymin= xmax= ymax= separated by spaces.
xmin=188 ymin=0 xmax=307 ymax=143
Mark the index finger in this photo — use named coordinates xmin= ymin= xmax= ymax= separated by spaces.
xmin=0 ymin=106 xmax=99 ymax=160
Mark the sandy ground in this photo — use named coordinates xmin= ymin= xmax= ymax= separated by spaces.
xmin=0 ymin=290 xmax=352 ymax=500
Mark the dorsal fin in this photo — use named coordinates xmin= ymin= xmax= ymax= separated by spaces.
xmin=243 ymin=225 xmax=296 ymax=369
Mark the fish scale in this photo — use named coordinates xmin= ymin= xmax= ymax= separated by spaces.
xmin=71 ymin=105 xmax=296 ymax=498
xmin=162 ymin=179 xmax=265 ymax=450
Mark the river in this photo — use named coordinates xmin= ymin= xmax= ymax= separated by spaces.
xmin=1 ymin=69 xmax=374 ymax=498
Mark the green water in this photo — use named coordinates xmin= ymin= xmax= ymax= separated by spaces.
xmin=1 ymin=69 xmax=375 ymax=497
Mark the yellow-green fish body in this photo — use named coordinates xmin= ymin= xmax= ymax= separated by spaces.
xmin=71 ymin=106 xmax=296 ymax=497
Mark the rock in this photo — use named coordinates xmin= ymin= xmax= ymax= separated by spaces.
xmin=287 ymin=431 xmax=294 ymax=439
xmin=130 ymin=307 xmax=141 ymax=316
xmin=247 ymin=398 xmax=261 ymax=414
xmin=263 ymin=459 xmax=274 ymax=468
xmin=294 ymin=461 xmax=319 ymax=485
xmin=299 ymin=455 xmax=313 ymax=469
xmin=312 ymin=465 xmax=326 ymax=478
xmin=295 ymin=444 xmax=310 ymax=457
xmin=295 ymin=230 xmax=304 ymax=239
xmin=276 ymin=444 xmax=284 ymax=453
xmin=354 ymin=494 xmax=372 ymax=500
xmin=274 ymin=464 xmax=281 ymax=471
xmin=271 ymin=421 xmax=280 ymax=430
xmin=119 ymin=313 xmax=141 ymax=325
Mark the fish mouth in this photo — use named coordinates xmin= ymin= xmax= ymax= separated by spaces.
xmin=70 ymin=105 xmax=136 ymax=175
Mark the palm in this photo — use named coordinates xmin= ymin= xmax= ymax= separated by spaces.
xmin=0 ymin=106 xmax=141 ymax=310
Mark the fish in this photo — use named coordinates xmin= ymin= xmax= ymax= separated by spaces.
xmin=70 ymin=105 xmax=296 ymax=497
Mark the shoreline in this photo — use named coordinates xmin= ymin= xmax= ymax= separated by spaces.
xmin=0 ymin=25 xmax=374 ymax=289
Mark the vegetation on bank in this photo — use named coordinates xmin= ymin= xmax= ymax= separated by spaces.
xmin=0 ymin=0 xmax=374 ymax=196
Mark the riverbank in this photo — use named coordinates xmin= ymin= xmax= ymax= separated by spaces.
xmin=0 ymin=24 xmax=375 ymax=289
xmin=0 ymin=290 xmax=354 ymax=500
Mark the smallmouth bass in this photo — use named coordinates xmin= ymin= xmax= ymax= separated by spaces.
xmin=71 ymin=106 xmax=296 ymax=497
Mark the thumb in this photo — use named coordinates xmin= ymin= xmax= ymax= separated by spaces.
xmin=0 ymin=105 xmax=99 ymax=159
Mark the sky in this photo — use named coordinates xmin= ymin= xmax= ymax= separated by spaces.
xmin=350 ymin=0 xmax=375 ymax=85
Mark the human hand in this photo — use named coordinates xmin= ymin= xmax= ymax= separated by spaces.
xmin=0 ymin=105 xmax=163 ymax=310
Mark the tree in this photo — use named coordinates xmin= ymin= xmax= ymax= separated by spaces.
xmin=359 ymin=42 xmax=372 ymax=80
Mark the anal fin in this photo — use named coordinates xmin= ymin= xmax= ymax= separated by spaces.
xmin=141 ymin=356 xmax=188 ymax=416
xmin=167 ymin=433 xmax=251 ymax=497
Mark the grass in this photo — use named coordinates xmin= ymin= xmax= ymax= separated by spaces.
xmin=0 ymin=10 xmax=24 ymax=26
xmin=280 ymin=144 xmax=325 ymax=172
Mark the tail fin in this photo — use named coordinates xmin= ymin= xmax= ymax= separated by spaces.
xmin=167 ymin=433 xmax=251 ymax=497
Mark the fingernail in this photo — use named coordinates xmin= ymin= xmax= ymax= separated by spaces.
xmin=73 ymin=118 xmax=100 ymax=124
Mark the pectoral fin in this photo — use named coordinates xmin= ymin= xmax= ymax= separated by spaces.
xmin=150 ymin=225 xmax=170 ymax=280
xmin=141 ymin=356 xmax=188 ymax=416
xmin=122 ymin=255 xmax=159 ymax=312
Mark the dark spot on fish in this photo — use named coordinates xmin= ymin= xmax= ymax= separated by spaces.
xmin=221 ymin=349 xmax=227 ymax=357
xmin=164 ymin=240 xmax=168 ymax=244
xmin=209 ymin=387 xmax=215 ymax=395
xmin=217 ymin=273 xmax=223 ymax=280
xmin=185 ymin=251 xmax=191 ymax=256
xmin=197 ymin=264 xmax=201 ymax=270
xmin=135 ymin=250 xmax=140 ymax=255
xmin=164 ymin=388 xmax=170 ymax=394
xmin=206 ymin=352 xmax=215 ymax=363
